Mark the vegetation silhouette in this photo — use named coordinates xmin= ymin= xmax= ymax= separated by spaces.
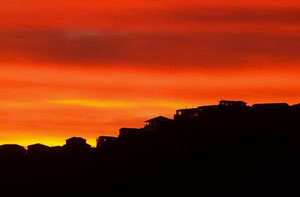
xmin=0 ymin=100 xmax=299 ymax=196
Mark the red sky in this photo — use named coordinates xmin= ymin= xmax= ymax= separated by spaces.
xmin=1 ymin=0 xmax=300 ymax=146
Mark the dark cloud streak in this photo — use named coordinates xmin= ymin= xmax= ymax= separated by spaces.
xmin=1 ymin=30 xmax=300 ymax=68
xmin=166 ymin=7 xmax=300 ymax=24
xmin=1 ymin=5 xmax=300 ymax=68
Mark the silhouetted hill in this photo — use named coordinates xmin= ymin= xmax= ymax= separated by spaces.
xmin=0 ymin=100 xmax=299 ymax=196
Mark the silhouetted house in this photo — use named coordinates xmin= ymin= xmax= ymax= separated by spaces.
xmin=49 ymin=146 xmax=64 ymax=156
xmin=64 ymin=137 xmax=91 ymax=152
xmin=27 ymin=143 xmax=51 ymax=157
xmin=144 ymin=116 xmax=173 ymax=131
xmin=50 ymin=146 xmax=63 ymax=152
xmin=219 ymin=100 xmax=247 ymax=108
xmin=198 ymin=105 xmax=220 ymax=112
xmin=174 ymin=108 xmax=198 ymax=120
xmin=97 ymin=136 xmax=118 ymax=149
xmin=291 ymin=103 xmax=300 ymax=110
xmin=252 ymin=103 xmax=289 ymax=112
xmin=0 ymin=144 xmax=26 ymax=160
xmin=119 ymin=128 xmax=142 ymax=139
xmin=175 ymin=105 xmax=222 ymax=120
xmin=196 ymin=105 xmax=221 ymax=119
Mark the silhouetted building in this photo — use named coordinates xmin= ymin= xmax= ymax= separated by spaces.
xmin=97 ymin=136 xmax=118 ymax=149
xmin=174 ymin=108 xmax=198 ymax=120
xmin=174 ymin=101 xmax=248 ymax=121
xmin=198 ymin=105 xmax=219 ymax=112
xmin=219 ymin=100 xmax=247 ymax=107
xmin=50 ymin=146 xmax=63 ymax=152
xmin=291 ymin=103 xmax=300 ymax=111
xmin=291 ymin=103 xmax=300 ymax=107
xmin=196 ymin=105 xmax=221 ymax=119
xmin=252 ymin=103 xmax=289 ymax=111
xmin=119 ymin=128 xmax=142 ymax=139
xmin=64 ymin=137 xmax=91 ymax=152
xmin=144 ymin=116 xmax=173 ymax=131
xmin=49 ymin=146 xmax=64 ymax=157
xmin=0 ymin=144 xmax=26 ymax=160
xmin=27 ymin=143 xmax=51 ymax=157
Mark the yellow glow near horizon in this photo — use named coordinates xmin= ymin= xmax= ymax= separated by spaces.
xmin=48 ymin=99 xmax=190 ymax=109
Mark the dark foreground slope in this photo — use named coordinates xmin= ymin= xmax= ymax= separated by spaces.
xmin=0 ymin=108 xmax=300 ymax=196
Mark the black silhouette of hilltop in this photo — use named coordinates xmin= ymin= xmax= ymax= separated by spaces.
xmin=0 ymin=100 xmax=300 ymax=196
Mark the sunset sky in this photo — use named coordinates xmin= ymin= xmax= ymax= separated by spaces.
xmin=1 ymin=0 xmax=300 ymax=146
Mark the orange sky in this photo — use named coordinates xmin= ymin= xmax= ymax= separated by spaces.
xmin=0 ymin=0 xmax=300 ymax=146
